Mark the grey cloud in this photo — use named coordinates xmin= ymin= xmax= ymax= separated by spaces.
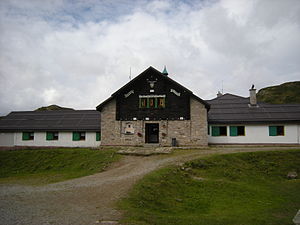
xmin=0 ymin=0 xmax=299 ymax=115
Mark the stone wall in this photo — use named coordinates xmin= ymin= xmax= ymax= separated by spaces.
xmin=100 ymin=97 xmax=208 ymax=146
xmin=190 ymin=97 xmax=208 ymax=145
xmin=100 ymin=99 xmax=120 ymax=145
xmin=165 ymin=98 xmax=207 ymax=146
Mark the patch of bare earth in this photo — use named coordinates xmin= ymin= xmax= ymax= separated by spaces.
xmin=0 ymin=146 xmax=298 ymax=225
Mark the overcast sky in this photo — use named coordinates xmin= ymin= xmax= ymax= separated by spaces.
xmin=0 ymin=0 xmax=299 ymax=115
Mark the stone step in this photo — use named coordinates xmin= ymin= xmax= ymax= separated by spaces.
xmin=117 ymin=147 xmax=173 ymax=156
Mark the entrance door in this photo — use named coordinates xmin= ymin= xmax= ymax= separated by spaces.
xmin=145 ymin=123 xmax=159 ymax=143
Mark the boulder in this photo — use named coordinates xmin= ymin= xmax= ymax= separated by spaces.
xmin=287 ymin=171 xmax=298 ymax=179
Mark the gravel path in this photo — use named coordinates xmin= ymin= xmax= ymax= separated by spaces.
xmin=0 ymin=146 xmax=298 ymax=225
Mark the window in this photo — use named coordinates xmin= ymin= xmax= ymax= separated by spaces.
xmin=140 ymin=98 xmax=147 ymax=108
xmin=73 ymin=132 xmax=86 ymax=141
xmin=139 ymin=95 xmax=165 ymax=109
xmin=212 ymin=126 xmax=227 ymax=136
xmin=269 ymin=126 xmax=284 ymax=136
xmin=230 ymin=126 xmax=245 ymax=136
xmin=22 ymin=132 xmax=34 ymax=140
xmin=46 ymin=132 xmax=59 ymax=140
xmin=158 ymin=97 xmax=165 ymax=108
xmin=96 ymin=132 xmax=101 ymax=141
xmin=149 ymin=97 xmax=155 ymax=108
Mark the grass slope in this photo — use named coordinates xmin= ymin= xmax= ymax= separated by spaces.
xmin=257 ymin=81 xmax=300 ymax=104
xmin=0 ymin=148 xmax=121 ymax=184
xmin=120 ymin=150 xmax=300 ymax=225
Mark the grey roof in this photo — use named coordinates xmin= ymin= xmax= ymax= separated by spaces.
xmin=0 ymin=110 xmax=101 ymax=132
xmin=207 ymin=94 xmax=300 ymax=124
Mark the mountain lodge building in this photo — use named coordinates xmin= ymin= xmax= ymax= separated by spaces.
xmin=96 ymin=66 xmax=210 ymax=146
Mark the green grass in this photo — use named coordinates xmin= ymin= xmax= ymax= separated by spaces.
xmin=0 ymin=148 xmax=121 ymax=184
xmin=120 ymin=150 xmax=300 ymax=225
xmin=257 ymin=81 xmax=300 ymax=104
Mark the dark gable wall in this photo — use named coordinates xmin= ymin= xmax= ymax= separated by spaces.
xmin=116 ymin=70 xmax=190 ymax=120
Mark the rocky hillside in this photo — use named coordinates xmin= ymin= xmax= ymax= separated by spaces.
xmin=257 ymin=81 xmax=300 ymax=104
xmin=35 ymin=105 xmax=74 ymax=111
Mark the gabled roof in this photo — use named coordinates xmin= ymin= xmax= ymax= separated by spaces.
xmin=0 ymin=110 xmax=101 ymax=132
xmin=96 ymin=66 xmax=210 ymax=110
xmin=207 ymin=93 xmax=300 ymax=124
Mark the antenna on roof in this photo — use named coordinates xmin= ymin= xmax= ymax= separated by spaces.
xmin=129 ymin=67 xmax=132 ymax=81
xmin=221 ymin=80 xmax=224 ymax=94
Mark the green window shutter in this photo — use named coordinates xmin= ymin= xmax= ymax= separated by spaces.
xmin=46 ymin=132 xmax=54 ymax=140
xmin=73 ymin=132 xmax=80 ymax=141
xmin=96 ymin=132 xmax=101 ymax=141
xmin=139 ymin=98 xmax=141 ymax=108
xmin=269 ymin=126 xmax=277 ymax=136
xmin=230 ymin=126 xmax=238 ymax=136
xmin=155 ymin=98 xmax=158 ymax=108
xmin=22 ymin=132 xmax=29 ymax=140
xmin=147 ymin=98 xmax=150 ymax=108
xmin=212 ymin=126 xmax=220 ymax=136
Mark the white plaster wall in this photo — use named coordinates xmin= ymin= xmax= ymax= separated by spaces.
xmin=0 ymin=132 xmax=15 ymax=146
xmin=298 ymin=125 xmax=300 ymax=144
xmin=208 ymin=124 xmax=300 ymax=144
xmin=15 ymin=132 xmax=101 ymax=147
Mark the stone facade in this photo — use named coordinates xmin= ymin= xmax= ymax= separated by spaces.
xmin=100 ymin=97 xmax=208 ymax=146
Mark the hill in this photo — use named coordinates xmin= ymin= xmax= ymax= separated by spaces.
xmin=257 ymin=81 xmax=300 ymax=104
xmin=35 ymin=104 xmax=74 ymax=111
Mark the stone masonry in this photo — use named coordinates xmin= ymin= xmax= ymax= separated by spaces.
xmin=100 ymin=97 xmax=208 ymax=146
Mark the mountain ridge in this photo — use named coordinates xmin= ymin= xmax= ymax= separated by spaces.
xmin=35 ymin=104 xmax=74 ymax=111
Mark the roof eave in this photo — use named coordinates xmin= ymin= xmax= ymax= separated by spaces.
xmin=192 ymin=94 xmax=210 ymax=109
xmin=96 ymin=96 xmax=114 ymax=111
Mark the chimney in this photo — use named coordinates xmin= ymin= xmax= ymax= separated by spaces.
xmin=217 ymin=91 xmax=223 ymax=98
xmin=249 ymin=84 xmax=257 ymax=106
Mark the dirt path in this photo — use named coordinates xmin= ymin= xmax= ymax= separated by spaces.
xmin=0 ymin=147 xmax=298 ymax=225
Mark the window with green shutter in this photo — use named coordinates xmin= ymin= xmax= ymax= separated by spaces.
xmin=230 ymin=126 xmax=238 ymax=136
xmin=73 ymin=132 xmax=85 ymax=141
xmin=73 ymin=132 xmax=80 ymax=141
xmin=46 ymin=132 xmax=54 ymax=140
xmin=22 ymin=132 xmax=29 ymax=140
xmin=46 ymin=132 xmax=58 ymax=140
xmin=22 ymin=132 xmax=34 ymax=140
xmin=212 ymin=126 xmax=219 ymax=136
xmin=230 ymin=126 xmax=245 ymax=136
xmin=269 ymin=126 xmax=277 ymax=136
xmin=212 ymin=126 xmax=227 ymax=136
xmin=269 ymin=126 xmax=284 ymax=136
xmin=139 ymin=96 xmax=165 ymax=109
xmin=96 ymin=132 xmax=101 ymax=141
